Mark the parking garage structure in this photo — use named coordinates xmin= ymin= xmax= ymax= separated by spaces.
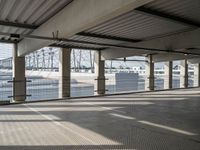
xmin=0 ymin=0 xmax=200 ymax=149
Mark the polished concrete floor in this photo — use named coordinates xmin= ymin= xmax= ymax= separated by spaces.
xmin=0 ymin=88 xmax=200 ymax=150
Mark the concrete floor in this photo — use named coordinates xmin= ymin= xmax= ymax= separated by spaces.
xmin=0 ymin=88 xmax=200 ymax=150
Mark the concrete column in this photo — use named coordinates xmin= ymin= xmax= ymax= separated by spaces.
xmin=94 ymin=51 xmax=105 ymax=95
xmin=59 ymin=48 xmax=71 ymax=98
xmin=164 ymin=61 xmax=173 ymax=89
xmin=180 ymin=59 xmax=188 ymax=88
xmin=145 ymin=54 xmax=154 ymax=91
xmin=193 ymin=63 xmax=200 ymax=87
xmin=12 ymin=44 xmax=26 ymax=102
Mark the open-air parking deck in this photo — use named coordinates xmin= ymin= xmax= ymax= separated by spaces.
xmin=1 ymin=0 xmax=200 ymax=149
xmin=0 ymin=88 xmax=200 ymax=150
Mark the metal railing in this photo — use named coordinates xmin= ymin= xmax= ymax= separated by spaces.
xmin=0 ymin=71 xmax=12 ymax=102
xmin=0 ymin=71 xmax=198 ymax=103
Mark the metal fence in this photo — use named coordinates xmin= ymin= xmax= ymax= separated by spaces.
xmin=0 ymin=70 xmax=12 ymax=102
xmin=26 ymin=73 xmax=95 ymax=101
xmin=0 ymin=70 xmax=198 ymax=103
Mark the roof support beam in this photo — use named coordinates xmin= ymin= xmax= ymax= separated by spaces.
xmin=18 ymin=0 xmax=154 ymax=56
xmin=0 ymin=39 xmax=17 ymax=44
xmin=132 ymin=28 xmax=200 ymax=51
xmin=153 ymin=53 xmax=199 ymax=62
xmin=101 ymin=47 xmax=200 ymax=62
xmin=135 ymin=6 xmax=200 ymax=28
xmin=0 ymin=20 xmax=38 ymax=29
xmin=187 ymin=58 xmax=200 ymax=64
xmin=111 ymin=58 xmax=147 ymax=62
xmin=101 ymin=48 xmax=153 ymax=60
xmin=50 ymin=43 xmax=104 ymax=50
xmin=1 ymin=31 xmax=200 ymax=56
xmin=77 ymin=32 xmax=142 ymax=43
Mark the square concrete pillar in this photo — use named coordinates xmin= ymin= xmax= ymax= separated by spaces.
xmin=193 ymin=63 xmax=200 ymax=87
xmin=145 ymin=54 xmax=154 ymax=91
xmin=94 ymin=51 xmax=105 ymax=95
xmin=180 ymin=59 xmax=188 ymax=88
xmin=12 ymin=44 xmax=26 ymax=102
xmin=164 ymin=61 xmax=173 ymax=89
xmin=59 ymin=48 xmax=71 ymax=98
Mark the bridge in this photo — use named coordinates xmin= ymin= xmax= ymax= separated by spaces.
xmin=0 ymin=47 xmax=147 ymax=71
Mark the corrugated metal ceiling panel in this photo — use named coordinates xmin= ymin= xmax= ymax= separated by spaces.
xmin=0 ymin=0 xmax=72 ymax=26
xmin=144 ymin=0 xmax=200 ymax=23
xmin=0 ymin=0 xmax=72 ymax=43
xmin=85 ymin=11 xmax=191 ymax=40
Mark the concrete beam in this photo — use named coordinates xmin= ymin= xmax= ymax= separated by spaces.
xmin=132 ymin=28 xmax=200 ymax=51
xmin=101 ymin=48 xmax=154 ymax=60
xmin=153 ymin=53 xmax=200 ymax=62
xmin=101 ymin=47 xmax=200 ymax=62
xmin=188 ymin=58 xmax=200 ymax=64
xmin=18 ymin=0 xmax=153 ymax=56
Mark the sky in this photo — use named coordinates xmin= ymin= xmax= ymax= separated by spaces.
xmin=0 ymin=43 xmax=13 ymax=60
xmin=0 ymin=43 xmax=174 ymax=68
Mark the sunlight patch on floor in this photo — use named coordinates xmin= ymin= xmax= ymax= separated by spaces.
xmin=138 ymin=120 xmax=198 ymax=136
xmin=110 ymin=113 xmax=136 ymax=120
